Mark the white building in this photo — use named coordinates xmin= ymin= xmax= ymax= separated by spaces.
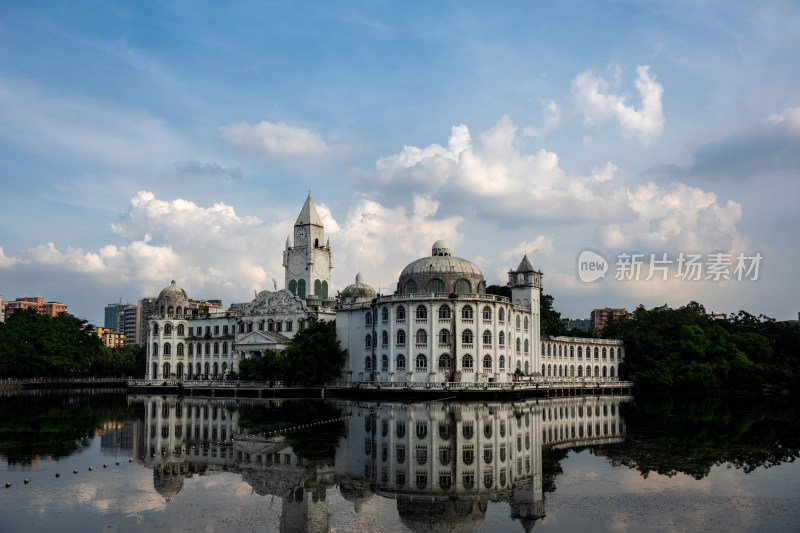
xmin=145 ymin=195 xmax=623 ymax=383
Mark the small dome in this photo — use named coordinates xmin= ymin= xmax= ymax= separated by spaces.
xmin=341 ymin=273 xmax=376 ymax=305
xmin=432 ymin=240 xmax=451 ymax=256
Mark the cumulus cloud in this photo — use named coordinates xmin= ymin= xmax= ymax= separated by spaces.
xmin=169 ymin=161 xmax=243 ymax=181
xmin=370 ymin=115 xmax=745 ymax=256
xmin=220 ymin=120 xmax=330 ymax=158
xmin=571 ymin=65 xmax=665 ymax=144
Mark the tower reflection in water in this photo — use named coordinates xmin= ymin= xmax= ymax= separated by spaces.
xmin=138 ymin=395 xmax=630 ymax=532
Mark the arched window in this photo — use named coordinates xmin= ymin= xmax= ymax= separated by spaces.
xmin=213 ymin=342 xmax=219 ymax=355
xmin=542 ymin=363 xmax=545 ymax=375
xmin=610 ymin=348 xmax=615 ymax=360
xmin=439 ymin=305 xmax=451 ymax=319
xmin=416 ymin=305 xmax=428 ymax=320
xmin=498 ymin=308 xmax=505 ymax=322
xmin=602 ymin=366 xmax=607 ymax=378
xmin=177 ymin=343 xmax=184 ymax=355
xmin=499 ymin=355 xmax=505 ymax=369
xmin=365 ymin=357 xmax=372 ymax=371
xmin=462 ymin=354 xmax=473 ymax=369
xmin=547 ymin=364 xmax=551 ymax=376
xmin=578 ymin=366 xmax=583 ymax=377
xmin=439 ymin=328 xmax=451 ymax=344
xmin=188 ymin=344 xmax=194 ymax=356
xmin=196 ymin=343 xmax=202 ymax=356
xmin=516 ymin=315 xmax=521 ymax=328
xmin=288 ymin=279 xmax=297 ymax=296
xmin=365 ymin=312 xmax=372 ymax=326
xmin=482 ymin=330 xmax=492 ymax=345
xmin=314 ymin=279 xmax=322 ymax=297
xmin=365 ymin=334 xmax=372 ymax=348
xmin=297 ymin=279 xmax=306 ymax=298
xmin=405 ymin=280 xmax=418 ymax=294
xmin=397 ymin=354 xmax=406 ymax=368
xmin=415 ymin=354 xmax=427 ymax=370
xmin=222 ymin=342 xmax=228 ymax=355
xmin=221 ymin=362 xmax=227 ymax=375
xmin=478 ymin=282 xmax=486 ymax=294
xmin=163 ymin=362 xmax=171 ymax=377
xmin=586 ymin=365 xmax=592 ymax=377
xmin=570 ymin=346 xmax=574 ymax=358
xmin=381 ymin=307 xmax=389 ymax=322
xmin=516 ymin=338 xmax=521 ymax=352
xmin=455 ymin=279 xmax=471 ymax=294
xmin=382 ymin=354 xmax=389 ymax=370
xmin=213 ymin=362 xmax=219 ymax=377
xmin=396 ymin=306 xmax=406 ymax=320
xmin=321 ymin=281 xmax=329 ymax=299
xmin=524 ymin=316 xmax=529 ymax=330
xmin=177 ymin=363 xmax=184 ymax=378
xmin=610 ymin=366 xmax=616 ymax=378
xmin=196 ymin=362 xmax=201 ymax=376
xmin=164 ymin=323 xmax=173 ymax=335
xmin=595 ymin=347 xmax=599 ymax=359
xmin=415 ymin=329 xmax=428 ymax=345
xmin=462 ymin=329 xmax=474 ymax=344
xmin=570 ymin=365 xmax=575 ymax=377
xmin=177 ymin=324 xmax=184 ymax=336
xmin=153 ymin=323 xmax=159 ymax=335
xmin=524 ymin=339 xmax=529 ymax=353
xmin=578 ymin=346 xmax=583 ymax=358
xmin=499 ymin=331 xmax=505 ymax=346
xmin=462 ymin=305 xmax=474 ymax=319
xmin=482 ymin=306 xmax=492 ymax=320
xmin=205 ymin=342 xmax=211 ymax=355
xmin=525 ymin=361 xmax=529 ymax=374
xmin=602 ymin=347 xmax=607 ymax=360
xmin=396 ymin=329 xmax=406 ymax=345
xmin=382 ymin=330 xmax=389 ymax=347
xmin=439 ymin=354 xmax=451 ymax=368
xmin=483 ymin=355 xmax=492 ymax=369
xmin=428 ymin=278 xmax=445 ymax=293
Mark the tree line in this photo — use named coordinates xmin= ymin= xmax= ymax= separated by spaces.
xmin=0 ymin=308 xmax=145 ymax=378
xmin=602 ymin=302 xmax=800 ymax=392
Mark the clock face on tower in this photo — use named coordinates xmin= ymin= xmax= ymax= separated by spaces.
xmin=296 ymin=227 xmax=309 ymax=243
xmin=289 ymin=254 xmax=306 ymax=275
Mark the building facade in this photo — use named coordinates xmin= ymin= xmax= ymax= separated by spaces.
xmin=1 ymin=296 xmax=67 ymax=318
xmin=590 ymin=308 xmax=627 ymax=331
xmin=144 ymin=195 xmax=623 ymax=383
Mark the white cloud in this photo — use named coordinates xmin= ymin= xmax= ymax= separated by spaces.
xmin=571 ymin=65 xmax=665 ymax=144
xmin=523 ymin=99 xmax=561 ymax=137
xmin=220 ymin=120 xmax=330 ymax=158
xmin=0 ymin=247 xmax=25 ymax=268
xmin=334 ymin=195 xmax=464 ymax=292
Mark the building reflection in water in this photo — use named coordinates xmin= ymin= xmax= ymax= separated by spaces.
xmin=137 ymin=394 xmax=630 ymax=532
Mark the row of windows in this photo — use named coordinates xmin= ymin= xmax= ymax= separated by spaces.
xmin=368 ymin=329 xmax=529 ymax=351
xmin=288 ymin=279 xmax=329 ymax=299
xmin=543 ymin=364 xmax=617 ymax=378
xmin=367 ymin=305 xmax=528 ymax=328
xmin=152 ymin=342 xmax=231 ymax=356
xmin=153 ymin=361 xmax=228 ymax=379
xmin=542 ymin=344 xmax=621 ymax=360
xmin=153 ymin=319 xmax=300 ymax=337
xmin=386 ymin=469 xmax=511 ymax=490
xmin=364 ymin=353 xmax=510 ymax=371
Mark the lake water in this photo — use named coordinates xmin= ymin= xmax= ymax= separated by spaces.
xmin=1 ymin=390 xmax=798 ymax=532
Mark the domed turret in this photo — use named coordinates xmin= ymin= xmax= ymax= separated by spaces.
xmin=341 ymin=273 xmax=377 ymax=305
xmin=397 ymin=242 xmax=486 ymax=296
xmin=157 ymin=280 xmax=189 ymax=316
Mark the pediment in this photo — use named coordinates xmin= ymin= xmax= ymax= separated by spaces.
xmin=243 ymin=289 xmax=309 ymax=316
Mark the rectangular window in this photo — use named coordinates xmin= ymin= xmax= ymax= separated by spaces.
xmin=223 ymin=325 xmax=228 ymax=335
xmin=214 ymin=325 xmax=219 ymax=335
xmin=276 ymin=322 xmax=283 ymax=332
xmin=188 ymin=327 xmax=194 ymax=336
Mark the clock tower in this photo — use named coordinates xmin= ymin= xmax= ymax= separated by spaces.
xmin=283 ymin=195 xmax=334 ymax=305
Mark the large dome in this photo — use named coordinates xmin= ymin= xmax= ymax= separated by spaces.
xmin=397 ymin=242 xmax=486 ymax=295
xmin=341 ymin=273 xmax=377 ymax=305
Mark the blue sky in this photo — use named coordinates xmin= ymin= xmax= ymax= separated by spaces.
xmin=1 ymin=0 xmax=798 ymax=325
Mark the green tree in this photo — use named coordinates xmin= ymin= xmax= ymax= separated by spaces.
xmin=284 ymin=319 xmax=347 ymax=386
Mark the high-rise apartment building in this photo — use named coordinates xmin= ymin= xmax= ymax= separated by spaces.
xmin=105 ymin=302 xmax=133 ymax=332
xmin=590 ymin=308 xmax=627 ymax=331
